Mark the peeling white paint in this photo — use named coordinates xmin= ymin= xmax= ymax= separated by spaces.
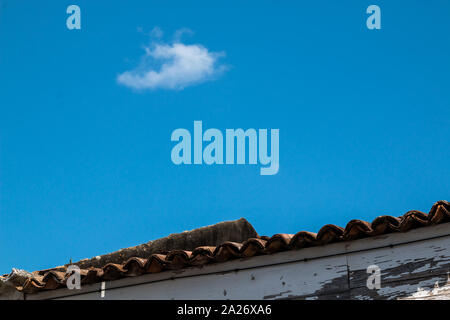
xmin=399 ymin=278 xmax=450 ymax=300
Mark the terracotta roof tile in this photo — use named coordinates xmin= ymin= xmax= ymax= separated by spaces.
xmin=4 ymin=200 xmax=449 ymax=294
xmin=370 ymin=215 xmax=401 ymax=235
xmin=82 ymin=268 xmax=102 ymax=284
xmin=316 ymin=224 xmax=344 ymax=244
xmin=240 ymin=238 xmax=267 ymax=257
xmin=290 ymin=231 xmax=319 ymax=249
xmin=265 ymin=234 xmax=294 ymax=253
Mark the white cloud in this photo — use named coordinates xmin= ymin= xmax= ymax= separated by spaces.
xmin=149 ymin=26 xmax=163 ymax=38
xmin=117 ymin=33 xmax=227 ymax=90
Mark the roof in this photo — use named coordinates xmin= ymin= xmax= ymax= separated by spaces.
xmin=1 ymin=200 xmax=449 ymax=295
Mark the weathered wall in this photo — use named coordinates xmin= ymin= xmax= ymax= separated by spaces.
xmin=26 ymin=223 xmax=450 ymax=300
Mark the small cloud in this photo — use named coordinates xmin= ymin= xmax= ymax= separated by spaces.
xmin=137 ymin=26 xmax=163 ymax=39
xmin=117 ymin=29 xmax=227 ymax=91
xmin=150 ymin=26 xmax=163 ymax=38
xmin=173 ymin=28 xmax=193 ymax=42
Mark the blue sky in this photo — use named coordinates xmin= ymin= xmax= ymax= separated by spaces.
xmin=0 ymin=0 xmax=449 ymax=274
